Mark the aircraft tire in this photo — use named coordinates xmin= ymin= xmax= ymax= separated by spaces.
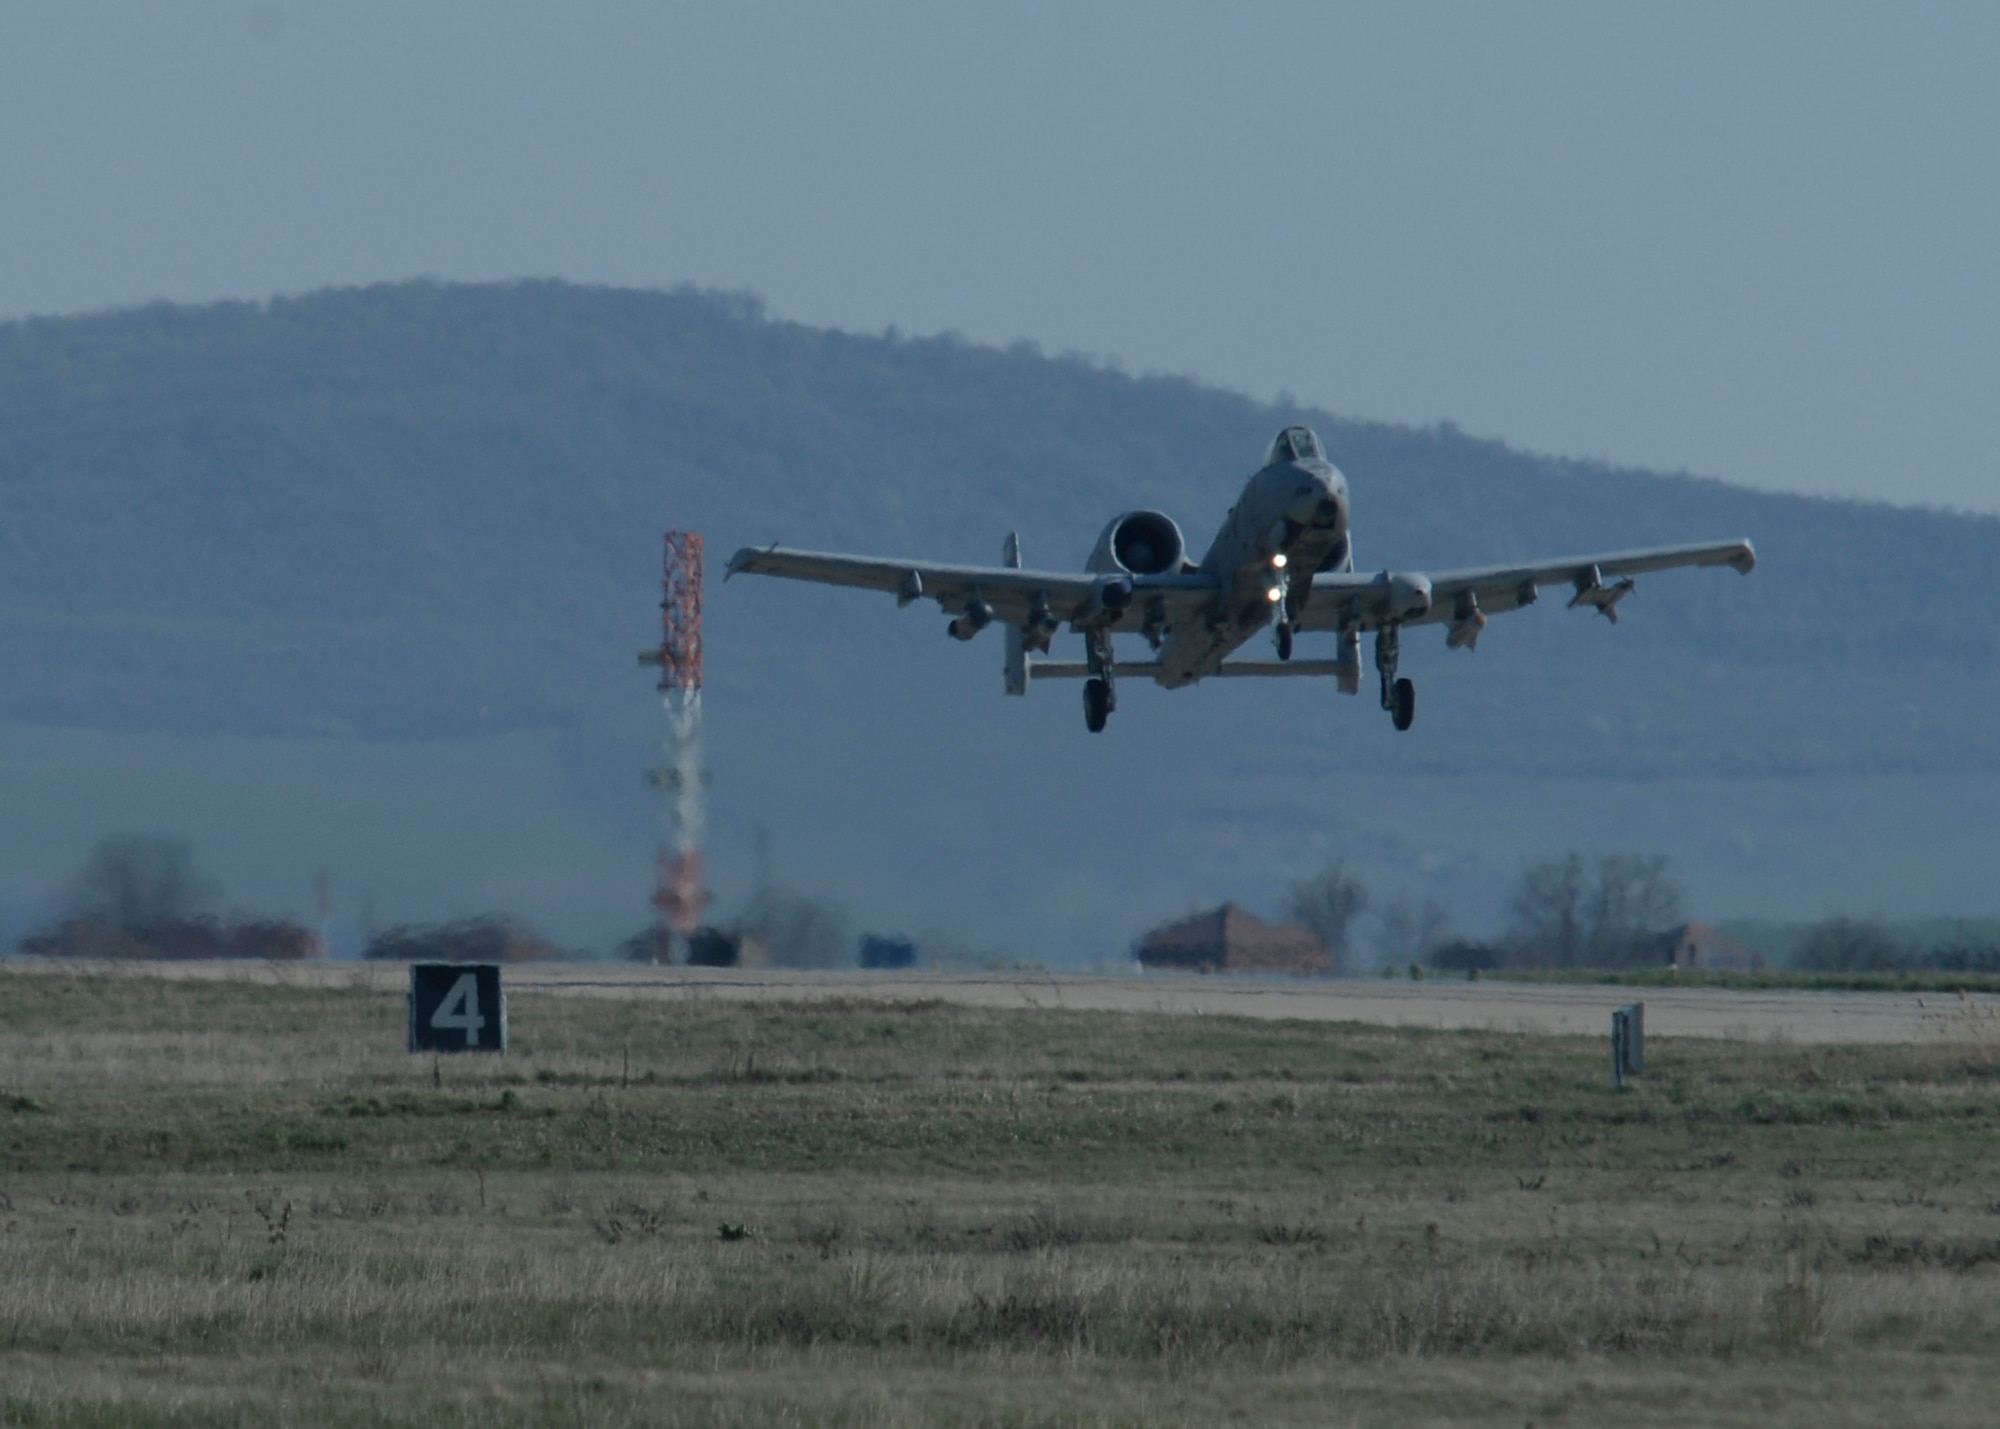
xmin=1391 ymin=677 xmax=1416 ymax=731
xmin=1083 ymin=678 xmax=1110 ymax=733
xmin=1276 ymin=622 xmax=1293 ymax=661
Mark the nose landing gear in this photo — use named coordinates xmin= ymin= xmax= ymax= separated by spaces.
xmin=1376 ymin=625 xmax=1416 ymax=731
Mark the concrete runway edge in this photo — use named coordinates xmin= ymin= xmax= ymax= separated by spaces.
xmin=7 ymin=960 xmax=2000 ymax=1045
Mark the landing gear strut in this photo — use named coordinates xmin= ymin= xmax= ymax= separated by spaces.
xmin=1083 ymin=629 xmax=1117 ymax=733
xmin=1274 ymin=571 xmax=1306 ymax=661
xmin=1375 ymin=625 xmax=1416 ymax=732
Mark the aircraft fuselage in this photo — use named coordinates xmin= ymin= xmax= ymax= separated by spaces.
xmin=1153 ymin=449 xmax=1349 ymax=686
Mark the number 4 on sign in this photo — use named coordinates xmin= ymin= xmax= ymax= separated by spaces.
xmin=431 ymin=973 xmax=485 ymax=1047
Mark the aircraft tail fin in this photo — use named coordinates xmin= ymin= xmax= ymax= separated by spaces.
xmin=1003 ymin=532 xmax=1028 ymax=695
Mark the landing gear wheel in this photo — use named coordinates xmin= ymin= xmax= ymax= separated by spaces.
xmin=1390 ymin=677 xmax=1416 ymax=731
xmin=1083 ymin=677 xmax=1111 ymax=733
xmin=1275 ymin=622 xmax=1294 ymax=661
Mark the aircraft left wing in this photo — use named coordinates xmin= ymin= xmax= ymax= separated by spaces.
xmin=1296 ymin=538 xmax=1756 ymax=646
xmin=725 ymin=544 xmax=1220 ymax=630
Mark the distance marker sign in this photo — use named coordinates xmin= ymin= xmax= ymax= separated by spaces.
xmin=408 ymin=963 xmax=507 ymax=1054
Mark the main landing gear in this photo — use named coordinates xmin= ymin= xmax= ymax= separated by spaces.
xmin=1390 ymin=677 xmax=1416 ymax=731
xmin=1084 ymin=677 xmax=1112 ymax=733
xmin=1083 ymin=629 xmax=1116 ymax=733
xmin=1376 ymin=624 xmax=1416 ymax=732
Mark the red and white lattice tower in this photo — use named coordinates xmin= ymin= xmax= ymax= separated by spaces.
xmin=650 ymin=531 xmax=708 ymax=959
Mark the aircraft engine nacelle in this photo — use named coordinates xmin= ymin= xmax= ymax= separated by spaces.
xmin=1086 ymin=510 xmax=1186 ymax=577
xmin=1389 ymin=572 xmax=1433 ymax=620
xmin=1079 ymin=576 xmax=1134 ymax=626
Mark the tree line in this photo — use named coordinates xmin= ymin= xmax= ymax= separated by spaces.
xmin=1282 ymin=852 xmax=2000 ymax=975
xmin=1279 ymin=851 xmax=1687 ymax=974
xmin=18 ymin=832 xmax=1995 ymax=976
xmin=5 ymin=832 xmax=866 ymax=969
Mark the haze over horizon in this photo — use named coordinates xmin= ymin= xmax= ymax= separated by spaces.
xmin=3 ymin=6 xmax=1998 ymax=961
xmin=1 ymin=278 xmax=1996 ymax=961
xmin=2 ymin=2 xmax=1994 ymax=515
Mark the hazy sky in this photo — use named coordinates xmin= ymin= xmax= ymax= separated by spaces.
xmin=2 ymin=2 xmax=1995 ymax=512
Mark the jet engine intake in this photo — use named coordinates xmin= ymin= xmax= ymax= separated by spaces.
xmin=1086 ymin=510 xmax=1186 ymax=577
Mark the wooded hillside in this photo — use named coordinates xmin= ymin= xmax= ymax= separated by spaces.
xmin=1 ymin=281 xmax=1993 ymax=951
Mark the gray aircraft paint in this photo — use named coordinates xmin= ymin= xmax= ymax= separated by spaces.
xmin=727 ymin=427 xmax=1754 ymax=733
xmin=1161 ymin=427 xmax=1350 ymax=687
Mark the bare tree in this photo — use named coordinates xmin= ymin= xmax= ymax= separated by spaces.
xmin=1285 ymin=861 xmax=1368 ymax=971
xmin=1375 ymin=894 xmax=1453 ymax=970
xmin=1507 ymin=853 xmax=1587 ymax=968
xmin=1796 ymin=917 xmax=1906 ymax=972
xmin=1507 ymin=852 xmax=1685 ymax=969
xmin=1585 ymin=853 xmax=1685 ymax=967
xmin=67 ymin=835 xmax=219 ymax=928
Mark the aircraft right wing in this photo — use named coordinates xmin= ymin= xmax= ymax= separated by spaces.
xmin=1296 ymin=539 xmax=1756 ymax=645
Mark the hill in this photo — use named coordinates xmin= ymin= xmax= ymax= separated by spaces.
xmin=0 ymin=281 xmax=1995 ymax=954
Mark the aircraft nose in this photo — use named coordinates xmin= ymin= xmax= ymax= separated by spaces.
xmin=1291 ymin=472 xmax=1345 ymax=528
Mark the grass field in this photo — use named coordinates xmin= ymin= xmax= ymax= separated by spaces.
xmin=2 ymin=967 xmax=1999 ymax=1425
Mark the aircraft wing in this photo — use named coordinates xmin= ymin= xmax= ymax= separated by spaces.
xmin=1297 ymin=539 xmax=1756 ymax=639
xmin=726 ymin=544 xmax=1220 ymax=628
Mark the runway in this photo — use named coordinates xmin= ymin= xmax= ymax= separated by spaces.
xmin=10 ymin=959 xmax=1997 ymax=1045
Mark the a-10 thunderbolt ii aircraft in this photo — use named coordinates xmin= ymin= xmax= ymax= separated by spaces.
xmin=727 ymin=426 xmax=1756 ymax=733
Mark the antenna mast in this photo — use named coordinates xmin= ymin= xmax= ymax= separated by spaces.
xmin=646 ymin=530 xmax=708 ymax=961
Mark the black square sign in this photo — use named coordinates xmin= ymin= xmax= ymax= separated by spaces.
xmin=408 ymin=963 xmax=507 ymax=1053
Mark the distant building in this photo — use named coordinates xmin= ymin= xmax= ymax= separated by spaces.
xmin=679 ymin=925 xmax=771 ymax=968
xmin=859 ymin=935 xmax=916 ymax=970
xmin=1655 ymin=920 xmax=1762 ymax=970
xmin=19 ymin=916 xmax=323 ymax=961
xmin=363 ymin=916 xmax=557 ymax=963
xmin=685 ymin=926 xmax=738 ymax=967
xmin=1428 ymin=940 xmax=1504 ymax=973
xmin=1134 ymin=904 xmax=1333 ymax=976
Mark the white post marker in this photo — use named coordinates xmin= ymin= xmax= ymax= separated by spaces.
xmin=408 ymin=963 xmax=507 ymax=1054
xmin=1611 ymin=1002 xmax=1644 ymax=1088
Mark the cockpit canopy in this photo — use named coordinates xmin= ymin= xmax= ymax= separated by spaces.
xmin=1263 ymin=425 xmax=1324 ymax=467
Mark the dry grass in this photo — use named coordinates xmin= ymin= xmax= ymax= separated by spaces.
xmin=1 ymin=965 xmax=1999 ymax=1424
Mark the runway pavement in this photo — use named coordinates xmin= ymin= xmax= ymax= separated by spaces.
xmin=10 ymin=959 xmax=1998 ymax=1045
